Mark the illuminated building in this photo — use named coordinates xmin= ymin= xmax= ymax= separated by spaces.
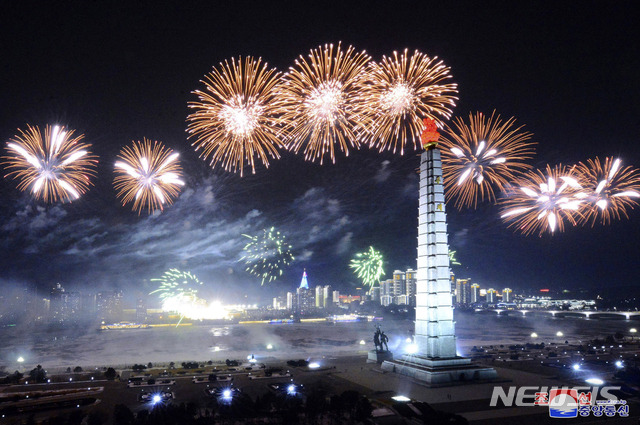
xmin=379 ymin=269 xmax=417 ymax=305
xmin=332 ymin=290 xmax=340 ymax=304
xmin=471 ymin=283 xmax=480 ymax=304
xmin=299 ymin=269 xmax=309 ymax=289
xmin=136 ymin=298 xmax=147 ymax=322
xmin=405 ymin=269 xmax=417 ymax=306
xmin=455 ymin=278 xmax=471 ymax=305
xmin=486 ymin=288 xmax=497 ymax=304
xmin=295 ymin=270 xmax=314 ymax=315
xmin=49 ymin=283 xmax=65 ymax=322
xmin=368 ymin=285 xmax=381 ymax=303
xmin=502 ymin=288 xmax=513 ymax=303
xmin=96 ymin=290 xmax=123 ymax=322
xmin=286 ymin=292 xmax=293 ymax=310
xmin=322 ymin=285 xmax=332 ymax=308
xmin=315 ymin=285 xmax=332 ymax=308
xmin=450 ymin=271 xmax=456 ymax=298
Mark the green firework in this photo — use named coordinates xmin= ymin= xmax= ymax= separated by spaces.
xmin=350 ymin=246 xmax=384 ymax=287
xmin=448 ymin=249 xmax=461 ymax=266
xmin=150 ymin=269 xmax=203 ymax=300
xmin=241 ymin=227 xmax=294 ymax=285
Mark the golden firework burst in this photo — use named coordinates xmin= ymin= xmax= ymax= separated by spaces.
xmin=187 ymin=56 xmax=287 ymax=176
xmin=279 ymin=42 xmax=372 ymax=163
xmin=362 ymin=49 xmax=458 ymax=154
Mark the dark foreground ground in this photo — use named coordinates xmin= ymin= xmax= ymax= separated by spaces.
xmin=1 ymin=354 xmax=639 ymax=424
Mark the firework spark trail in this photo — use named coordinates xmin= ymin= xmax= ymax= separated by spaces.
xmin=113 ymin=138 xmax=184 ymax=214
xmin=361 ymin=49 xmax=458 ymax=154
xmin=448 ymin=249 xmax=461 ymax=266
xmin=241 ymin=227 xmax=294 ymax=285
xmin=349 ymin=246 xmax=384 ymax=287
xmin=187 ymin=56 xmax=288 ymax=176
xmin=440 ymin=111 xmax=535 ymax=209
xmin=500 ymin=164 xmax=585 ymax=236
xmin=2 ymin=124 xmax=97 ymax=202
xmin=574 ymin=156 xmax=640 ymax=225
xmin=279 ymin=42 xmax=373 ymax=163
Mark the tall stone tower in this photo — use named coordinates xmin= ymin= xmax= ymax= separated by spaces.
xmin=415 ymin=147 xmax=457 ymax=358
xmin=381 ymin=119 xmax=496 ymax=385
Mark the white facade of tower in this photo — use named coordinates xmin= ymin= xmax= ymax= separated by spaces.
xmin=414 ymin=148 xmax=457 ymax=358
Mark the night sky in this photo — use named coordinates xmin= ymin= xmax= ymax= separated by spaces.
xmin=1 ymin=1 xmax=638 ymax=304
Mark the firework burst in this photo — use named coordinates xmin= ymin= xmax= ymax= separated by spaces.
xmin=279 ymin=42 xmax=372 ymax=163
xmin=2 ymin=124 xmax=97 ymax=202
xmin=187 ymin=56 xmax=287 ymax=176
xmin=440 ymin=111 xmax=535 ymax=209
xmin=113 ymin=138 xmax=184 ymax=214
xmin=500 ymin=164 xmax=584 ymax=236
xmin=241 ymin=227 xmax=294 ymax=285
xmin=350 ymin=246 xmax=385 ymax=287
xmin=150 ymin=269 xmax=203 ymax=300
xmin=362 ymin=49 xmax=458 ymax=154
xmin=574 ymin=156 xmax=640 ymax=225
xmin=150 ymin=269 xmax=227 ymax=323
xmin=448 ymin=249 xmax=461 ymax=266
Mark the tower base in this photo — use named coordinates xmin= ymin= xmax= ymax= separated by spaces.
xmin=367 ymin=350 xmax=394 ymax=364
xmin=381 ymin=354 xmax=497 ymax=387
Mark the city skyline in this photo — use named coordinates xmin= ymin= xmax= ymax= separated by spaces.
xmin=1 ymin=2 xmax=639 ymax=302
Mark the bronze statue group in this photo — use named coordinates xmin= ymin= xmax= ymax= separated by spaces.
xmin=373 ymin=326 xmax=389 ymax=352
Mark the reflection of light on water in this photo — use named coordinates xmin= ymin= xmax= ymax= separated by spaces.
xmin=7 ymin=314 xmax=638 ymax=369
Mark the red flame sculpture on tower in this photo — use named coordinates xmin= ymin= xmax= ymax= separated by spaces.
xmin=420 ymin=118 xmax=440 ymax=149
